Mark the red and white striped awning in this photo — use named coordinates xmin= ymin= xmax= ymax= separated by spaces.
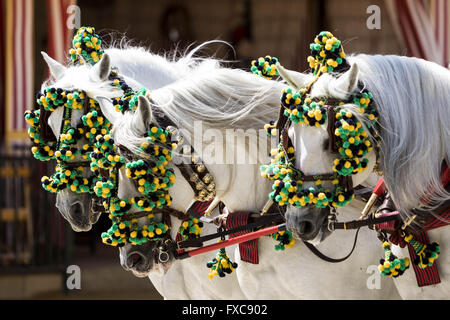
xmin=4 ymin=0 xmax=35 ymax=141
xmin=386 ymin=0 xmax=449 ymax=68
xmin=46 ymin=0 xmax=77 ymax=65
xmin=2 ymin=0 xmax=75 ymax=148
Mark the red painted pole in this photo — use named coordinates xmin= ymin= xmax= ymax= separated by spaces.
xmin=179 ymin=223 xmax=286 ymax=259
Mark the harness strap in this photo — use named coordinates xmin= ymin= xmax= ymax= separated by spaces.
xmin=302 ymin=173 xmax=340 ymax=182
xmin=326 ymin=106 xmax=338 ymax=154
xmin=339 ymin=174 xmax=354 ymax=192
xmin=38 ymin=106 xmax=56 ymax=141
xmin=276 ymin=106 xmax=289 ymax=145
xmin=303 ymin=227 xmax=361 ymax=263
xmin=177 ymin=214 xmax=284 ymax=249
xmin=332 ymin=212 xmax=401 ymax=230
xmin=226 ymin=212 xmax=258 ymax=264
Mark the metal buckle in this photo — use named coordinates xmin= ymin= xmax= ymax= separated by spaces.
xmin=158 ymin=248 xmax=170 ymax=263
xmin=327 ymin=206 xmax=338 ymax=232
xmin=156 ymin=240 xmax=171 ymax=263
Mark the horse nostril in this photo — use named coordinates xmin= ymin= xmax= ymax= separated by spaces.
xmin=72 ymin=203 xmax=83 ymax=216
xmin=299 ymin=221 xmax=314 ymax=235
xmin=128 ymin=253 xmax=143 ymax=268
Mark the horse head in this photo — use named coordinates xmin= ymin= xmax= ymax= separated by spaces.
xmin=274 ymin=62 xmax=377 ymax=244
xmin=39 ymin=52 xmax=115 ymax=231
xmin=97 ymin=95 xmax=180 ymax=277
xmin=36 ymin=45 xmax=186 ymax=232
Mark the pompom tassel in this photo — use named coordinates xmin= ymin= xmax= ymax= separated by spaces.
xmin=251 ymin=56 xmax=279 ymax=79
xmin=271 ymin=230 xmax=295 ymax=251
xmin=404 ymin=233 xmax=440 ymax=269
xmin=378 ymin=241 xmax=410 ymax=278
xmin=206 ymin=247 xmax=238 ymax=279
xmin=178 ymin=216 xmax=203 ymax=241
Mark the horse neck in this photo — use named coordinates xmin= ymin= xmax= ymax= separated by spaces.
xmin=168 ymin=130 xmax=273 ymax=227
xmin=206 ymin=141 xmax=273 ymax=214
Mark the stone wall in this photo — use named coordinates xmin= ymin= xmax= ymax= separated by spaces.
xmin=75 ymin=0 xmax=405 ymax=71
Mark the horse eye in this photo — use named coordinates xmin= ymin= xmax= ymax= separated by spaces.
xmin=322 ymin=138 xmax=329 ymax=150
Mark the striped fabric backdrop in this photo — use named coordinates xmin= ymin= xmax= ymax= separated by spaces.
xmin=4 ymin=0 xmax=34 ymax=142
xmin=0 ymin=0 xmax=5 ymax=142
xmin=386 ymin=0 xmax=449 ymax=67
xmin=46 ymin=0 xmax=76 ymax=65
xmin=3 ymin=0 xmax=75 ymax=147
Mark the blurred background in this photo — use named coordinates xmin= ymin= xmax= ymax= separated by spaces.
xmin=0 ymin=0 xmax=448 ymax=299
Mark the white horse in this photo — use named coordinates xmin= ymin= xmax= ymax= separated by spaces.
xmin=39 ymin=48 xmax=248 ymax=299
xmin=277 ymin=54 xmax=450 ymax=299
xmin=97 ymin=57 xmax=400 ymax=299
xmin=41 ymin=44 xmax=218 ymax=231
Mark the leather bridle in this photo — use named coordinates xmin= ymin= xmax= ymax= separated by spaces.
xmin=272 ymin=80 xmax=390 ymax=263
xmin=276 ymin=94 xmax=354 ymax=199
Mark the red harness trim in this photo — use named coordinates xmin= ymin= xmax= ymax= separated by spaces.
xmin=407 ymin=232 xmax=441 ymax=287
xmin=226 ymin=212 xmax=259 ymax=264
xmin=187 ymin=199 xmax=214 ymax=218
xmin=378 ymin=163 xmax=449 ymax=287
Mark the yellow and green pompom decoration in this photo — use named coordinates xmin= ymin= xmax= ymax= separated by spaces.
xmin=207 ymin=247 xmax=238 ymax=279
xmin=308 ymin=31 xmax=347 ymax=74
xmin=94 ymin=177 xmax=115 ymax=199
xmin=101 ymin=215 xmax=170 ymax=247
xmin=404 ymin=233 xmax=440 ymax=269
xmin=271 ymin=230 xmax=295 ymax=251
xmin=70 ymin=26 xmax=104 ymax=65
xmin=259 ymin=35 xmax=378 ymax=212
xmin=25 ymin=109 xmax=57 ymax=161
xmin=378 ymin=241 xmax=410 ymax=278
xmin=41 ymin=165 xmax=91 ymax=194
xmin=111 ymin=85 xmax=146 ymax=113
xmin=261 ymin=142 xmax=356 ymax=209
xmin=36 ymin=87 xmax=85 ymax=111
xmin=178 ymin=216 xmax=203 ymax=241
xmin=264 ymin=120 xmax=278 ymax=137
xmin=251 ymin=56 xmax=279 ymax=79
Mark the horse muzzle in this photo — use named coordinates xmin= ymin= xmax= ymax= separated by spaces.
xmin=56 ymin=190 xmax=101 ymax=232
xmin=285 ymin=206 xmax=331 ymax=243
xmin=119 ymin=243 xmax=155 ymax=278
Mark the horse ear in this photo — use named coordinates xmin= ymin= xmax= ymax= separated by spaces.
xmin=277 ymin=64 xmax=311 ymax=90
xmin=133 ymin=96 xmax=153 ymax=134
xmin=41 ymin=51 xmax=66 ymax=80
xmin=329 ymin=63 xmax=359 ymax=98
xmin=96 ymin=96 xmax=121 ymax=126
xmin=91 ymin=53 xmax=111 ymax=81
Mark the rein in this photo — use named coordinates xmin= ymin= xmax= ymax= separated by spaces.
xmin=302 ymin=228 xmax=362 ymax=263
xmin=301 ymin=210 xmax=401 ymax=263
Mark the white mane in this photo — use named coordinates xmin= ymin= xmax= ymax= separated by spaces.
xmin=111 ymin=58 xmax=285 ymax=158
xmin=338 ymin=54 xmax=450 ymax=221
xmin=42 ymin=41 xmax=225 ymax=100
xmin=104 ymin=42 xmax=226 ymax=89
xmin=149 ymin=66 xmax=284 ymax=131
